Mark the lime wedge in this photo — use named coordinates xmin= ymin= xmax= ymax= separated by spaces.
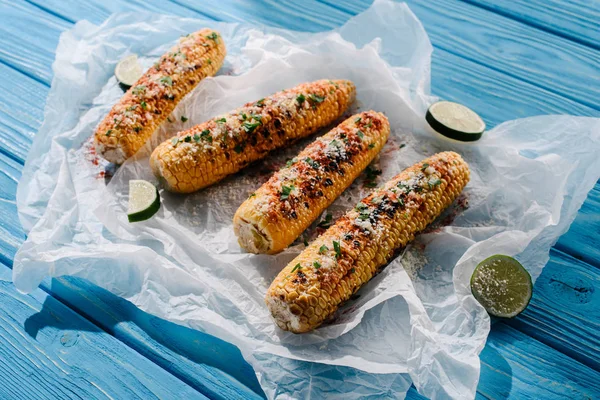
xmin=127 ymin=180 xmax=160 ymax=222
xmin=115 ymin=54 xmax=143 ymax=89
xmin=470 ymin=255 xmax=532 ymax=318
xmin=426 ymin=101 xmax=486 ymax=142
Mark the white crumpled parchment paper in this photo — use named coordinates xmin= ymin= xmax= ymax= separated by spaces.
xmin=14 ymin=1 xmax=600 ymax=398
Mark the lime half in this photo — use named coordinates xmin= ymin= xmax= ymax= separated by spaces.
xmin=426 ymin=101 xmax=486 ymax=142
xmin=127 ymin=180 xmax=160 ymax=222
xmin=115 ymin=54 xmax=143 ymax=89
xmin=470 ymin=255 xmax=532 ymax=318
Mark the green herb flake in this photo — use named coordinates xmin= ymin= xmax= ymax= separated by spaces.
xmin=368 ymin=143 xmax=375 ymax=149
xmin=200 ymin=129 xmax=213 ymax=143
xmin=319 ymin=245 xmax=329 ymax=254
xmin=140 ymin=101 xmax=147 ymax=110
xmin=428 ymin=177 xmax=442 ymax=189
xmin=328 ymin=80 xmax=339 ymax=88
xmin=256 ymin=98 xmax=265 ymax=106
xmin=355 ymin=202 xmax=367 ymax=211
xmin=333 ymin=240 xmax=341 ymax=259
xmin=193 ymin=133 xmax=200 ymax=142
xmin=242 ymin=121 xmax=261 ymax=133
xmin=354 ymin=117 xmax=361 ymax=124
xmin=291 ymin=263 xmax=302 ymax=273
xmin=159 ymin=76 xmax=173 ymax=86
xmin=241 ymin=113 xmax=247 ymax=120
xmin=285 ymin=157 xmax=298 ymax=168
xmin=314 ymin=261 xmax=321 ymax=269
xmin=356 ymin=130 xmax=364 ymax=140
xmin=350 ymin=268 xmax=356 ymax=274
xmin=280 ymin=184 xmax=295 ymax=200
xmin=249 ymin=193 xmax=256 ymax=198
xmin=182 ymin=135 xmax=191 ymax=142
xmin=358 ymin=210 xmax=370 ymax=220
xmin=181 ymin=116 xmax=188 ymax=122
xmin=296 ymin=93 xmax=306 ymax=105
xmin=206 ymin=32 xmax=219 ymax=43
xmin=105 ymin=129 xmax=112 ymax=137
xmin=399 ymin=143 xmax=406 ymax=149
xmin=171 ymin=137 xmax=179 ymax=146
xmin=305 ymin=157 xmax=319 ymax=169
xmin=308 ymin=93 xmax=325 ymax=104
xmin=133 ymin=126 xmax=142 ymax=133
xmin=318 ymin=213 xmax=333 ymax=229
xmin=421 ymin=162 xmax=430 ymax=172
xmin=366 ymin=122 xmax=372 ymax=128
xmin=167 ymin=116 xmax=174 ymax=123
xmin=303 ymin=238 xmax=309 ymax=247
xmin=216 ymin=117 xmax=226 ymax=123
xmin=207 ymin=59 xmax=212 ymax=65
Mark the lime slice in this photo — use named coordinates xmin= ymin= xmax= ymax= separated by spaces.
xmin=426 ymin=101 xmax=486 ymax=142
xmin=470 ymin=255 xmax=532 ymax=318
xmin=115 ymin=54 xmax=143 ymax=89
xmin=127 ymin=180 xmax=160 ymax=222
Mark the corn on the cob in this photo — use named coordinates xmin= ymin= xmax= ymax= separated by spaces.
xmin=94 ymin=29 xmax=226 ymax=164
xmin=266 ymin=151 xmax=470 ymax=333
xmin=233 ymin=111 xmax=390 ymax=254
xmin=149 ymin=79 xmax=356 ymax=193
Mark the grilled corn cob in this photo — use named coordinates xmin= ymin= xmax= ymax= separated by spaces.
xmin=266 ymin=151 xmax=470 ymax=333
xmin=149 ymin=79 xmax=356 ymax=193
xmin=233 ymin=111 xmax=390 ymax=254
xmin=94 ymin=29 xmax=226 ymax=164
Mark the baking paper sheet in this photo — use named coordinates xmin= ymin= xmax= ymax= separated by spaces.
xmin=14 ymin=1 xmax=600 ymax=398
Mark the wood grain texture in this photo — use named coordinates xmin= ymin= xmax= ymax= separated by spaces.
xmin=322 ymin=0 xmax=600 ymax=110
xmin=0 ymin=0 xmax=599 ymax=399
xmin=0 ymin=265 xmax=206 ymax=400
xmin=463 ymin=0 xmax=600 ymax=50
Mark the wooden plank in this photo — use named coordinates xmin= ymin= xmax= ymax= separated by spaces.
xmin=556 ymin=187 xmax=600 ymax=267
xmin=320 ymin=0 xmax=600 ymax=110
xmin=0 ymin=264 xmax=206 ymax=399
xmin=507 ymin=248 xmax=600 ymax=371
xmin=463 ymin=0 xmax=600 ymax=50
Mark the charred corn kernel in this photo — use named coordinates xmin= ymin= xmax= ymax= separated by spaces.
xmin=94 ymin=29 xmax=226 ymax=164
xmin=233 ymin=111 xmax=390 ymax=254
xmin=150 ymin=79 xmax=356 ymax=193
xmin=266 ymin=151 xmax=470 ymax=333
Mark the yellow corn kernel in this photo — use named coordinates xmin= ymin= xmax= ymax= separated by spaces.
xmin=94 ymin=29 xmax=226 ymax=164
xmin=266 ymin=151 xmax=470 ymax=333
xmin=234 ymin=111 xmax=390 ymax=254
xmin=150 ymin=79 xmax=356 ymax=193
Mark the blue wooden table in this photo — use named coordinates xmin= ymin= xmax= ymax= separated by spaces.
xmin=1 ymin=0 xmax=599 ymax=398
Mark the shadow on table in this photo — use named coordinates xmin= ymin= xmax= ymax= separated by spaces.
xmin=24 ymin=276 xmax=265 ymax=399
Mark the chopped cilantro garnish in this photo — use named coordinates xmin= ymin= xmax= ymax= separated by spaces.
xmin=206 ymin=32 xmax=219 ymax=43
xmin=133 ymin=126 xmax=142 ymax=133
xmin=366 ymin=122 xmax=372 ymax=128
xmin=364 ymin=165 xmax=382 ymax=188
xmin=171 ymin=137 xmax=179 ymax=146
xmin=256 ymin=98 xmax=265 ymax=106
xmin=304 ymin=238 xmax=309 ymax=247
xmin=368 ymin=143 xmax=375 ymax=149
xmin=296 ymin=94 xmax=306 ymax=105
xmin=216 ymin=118 xmax=226 ymax=123
xmin=421 ymin=163 xmax=430 ymax=172
xmin=350 ymin=268 xmax=356 ymax=274
xmin=167 ymin=116 xmax=174 ymax=123
xmin=193 ymin=133 xmax=200 ymax=142
xmin=358 ymin=210 xmax=370 ymax=220
xmin=285 ymin=157 xmax=297 ymax=168
xmin=207 ymin=59 xmax=212 ymax=65
xmin=314 ymin=261 xmax=321 ymax=269
xmin=355 ymin=202 xmax=367 ymax=211
xmin=184 ymin=135 xmax=191 ymax=142
xmin=328 ymin=80 xmax=339 ymax=88
xmin=354 ymin=117 xmax=361 ymax=124
xmin=200 ymin=129 xmax=212 ymax=143
xmin=356 ymin=130 xmax=364 ymax=139
xmin=132 ymin=85 xmax=146 ymax=96
xmin=305 ymin=157 xmax=319 ymax=169
xmin=291 ymin=263 xmax=302 ymax=273
xmin=280 ymin=184 xmax=294 ymax=200
xmin=241 ymin=113 xmax=247 ymax=120
xmin=159 ymin=76 xmax=173 ymax=86
xmin=250 ymin=114 xmax=262 ymax=122
xmin=318 ymin=213 xmax=333 ymax=229
xmin=242 ymin=121 xmax=261 ymax=133
xmin=308 ymin=93 xmax=325 ymax=104
xmin=319 ymin=245 xmax=329 ymax=254
xmin=399 ymin=143 xmax=406 ymax=149
xmin=428 ymin=177 xmax=442 ymax=188
xmin=333 ymin=240 xmax=341 ymax=259
xmin=249 ymin=193 xmax=256 ymax=198
xmin=181 ymin=116 xmax=188 ymax=122
xmin=105 ymin=129 xmax=112 ymax=137
xmin=140 ymin=101 xmax=147 ymax=110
